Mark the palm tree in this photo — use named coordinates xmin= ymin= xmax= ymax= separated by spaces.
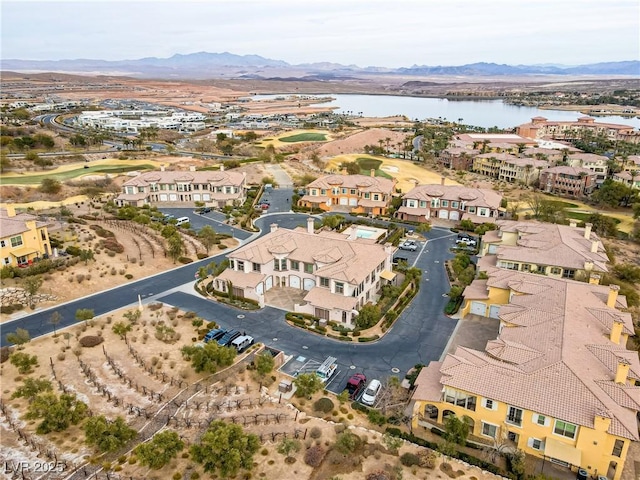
xmin=384 ymin=137 xmax=391 ymax=154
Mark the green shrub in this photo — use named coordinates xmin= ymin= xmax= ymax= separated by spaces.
xmin=124 ymin=274 xmax=133 ymax=280
xmin=313 ymin=397 xmax=335 ymax=414
xmin=357 ymin=335 xmax=380 ymax=343
xmin=400 ymin=452 xmax=420 ymax=467
xmin=66 ymin=246 xmax=82 ymax=256
xmin=178 ymin=256 xmax=193 ymax=264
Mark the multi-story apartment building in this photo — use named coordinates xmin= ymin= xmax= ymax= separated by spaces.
xmin=516 ymin=116 xmax=640 ymax=144
xmin=498 ymin=157 xmax=549 ymax=185
xmin=116 ymin=167 xmax=247 ymax=208
xmin=437 ymin=147 xmax=478 ymax=170
xmin=397 ymin=184 xmax=502 ymax=224
xmin=477 ymin=220 xmax=608 ymax=287
xmin=539 ymin=165 xmax=597 ymax=197
xmin=613 ymin=171 xmax=640 ymax=190
xmin=568 ymin=153 xmax=610 ymax=186
xmin=521 ymin=147 xmax=565 ymax=163
xmin=412 ymin=272 xmax=639 ymax=480
xmin=472 ymin=153 xmax=519 ymax=178
xmin=298 ymin=172 xmax=396 ymax=216
xmin=212 ymin=219 xmax=395 ymax=328
xmin=454 ymin=133 xmax=536 ymax=151
xmin=1 ymin=206 xmax=53 ymax=267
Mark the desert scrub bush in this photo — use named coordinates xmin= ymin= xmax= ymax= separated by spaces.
xmin=110 ymin=268 xmax=117 ymax=275
xmin=118 ymin=269 xmax=125 ymax=275
xmin=304 ymin=445 xmax=325 ymax=467
xmin=79 ymin=336 xmax=104 ymax=348
xmin=130 ymin=257 xmax=137 ymax=264
xmin=309 ymin=426 xmax=322 ymax=439
xmin=149 ymin=302 xmax=163 ymax=311
xmin=400 ymin=452 xmax=420 ymax=467
xmin=57 ymin=353 xmax=65 ymax=361
xmin=313 ymin=397 xmax=335 ymax=414
xmin=125 ymin=274 xmax=133 ymax=280
xmin=76 ymin=274 xmax=85 ymax=283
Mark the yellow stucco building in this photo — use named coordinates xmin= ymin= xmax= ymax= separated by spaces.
xmin=1 ymin=206 xmax=53 ymax=267
xmin=412 ymin=272 xmax=639 ymax=480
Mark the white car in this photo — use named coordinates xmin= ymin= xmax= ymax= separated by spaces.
xmin=361 ymin=379 xmax=381 ymax=406
xmin=399 ymin=240 xmax=418 ymax=251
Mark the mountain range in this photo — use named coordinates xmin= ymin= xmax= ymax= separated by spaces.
xmin=1 ymin=52 xmax=638 ymax=79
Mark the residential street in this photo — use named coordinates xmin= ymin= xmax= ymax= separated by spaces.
xmin=1 ymin=195 xmax=459 ymax=394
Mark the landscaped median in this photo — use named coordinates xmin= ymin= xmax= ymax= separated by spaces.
xmin=284 ymin=266 xmax=421 ymax=342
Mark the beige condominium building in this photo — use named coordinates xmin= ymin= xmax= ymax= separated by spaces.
xmin=1 ymin=206 xmax=53 ymax=267
xmin=116 ymin=167 xmax=247 ymax=208
xmin=212 ymin=219 xmax=395 ymax=328
xmin=516 ymin=116 xmax=640 ymax=144
xmin=397 ymin=184 xmax=503 ymax=224
xmin=298 ymin=172 xmax=396 ymax=216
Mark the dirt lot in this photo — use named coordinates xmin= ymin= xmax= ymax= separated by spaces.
xmin=0 ymin=300 xmax=508 ymax=480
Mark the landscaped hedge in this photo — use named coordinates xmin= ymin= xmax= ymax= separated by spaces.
xmin=327 ymin=334 xmax=352 ymax=342
xmin=357 ymin=335 xmax=380 ymax=342
xmin=384 ymin=428 xmax=503 ymax=476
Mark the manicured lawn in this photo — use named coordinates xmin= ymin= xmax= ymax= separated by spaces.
xmin=546 ymin=200 xmax=579 ymax=209
xmin=1 ymin=164 xmax=155 ymax=185
xmin=355 ymin=157 xmax=393 ymax=179
xmin=279 ymin=133 xmax=327 ymax=142
xmin=565 ymin=211 xmax=621 ymax=225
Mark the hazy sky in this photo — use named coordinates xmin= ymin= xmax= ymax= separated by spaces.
xmin=2 ymin=0 xmax=639 ymax=67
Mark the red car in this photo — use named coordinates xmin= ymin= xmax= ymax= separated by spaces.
xmin=345 ymin=373 xmax=367 ymax=399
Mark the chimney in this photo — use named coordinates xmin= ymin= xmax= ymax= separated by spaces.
xmin=584 ymin=261 xmax=594 ymax=271
xmin=5 ymin=204 xmax=16 ymax=217
xmin=584 ymin=222 xmax=592 ymax=239
xmin=607 ymin=284 xmax=620 ymax=308
xmin=615 ymin=358 xmax=630 ymax=384
xmin=610 ymin=319 xmax=624 ymax=345
xmin=591 ymin=240 xmax=599 ymax=253
xmin=270 ymin=223 xmax=278 ymax=233
xmin=370 ymin=169 xmax=375 ymax=177
xmin=220 ymin=164 xmax=225 ymax=172
xmin=160 ymin=165 xmax=165 ymax=172
xmin=589 ymin=273 xmax=601 ymax=285
xmin=594 ymin=410 xmax=612 ymax=432
xmin=307 ymin=217 xmax=315 ymax=234
xmin=189 ymin=165 xmax=196 ymax=172
xmin=441 ymin=176 xmax=446 ymax=186
xmin=569 ymin=220 xmax=577 ymax=228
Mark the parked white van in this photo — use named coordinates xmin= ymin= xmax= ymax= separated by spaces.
xmin=176 ymin=216 xmax=190 ymax=226
xmin=231 ymin=335 xmax=254 ymax=353
xmin=361 ymin=379 xmax=381 ymax=406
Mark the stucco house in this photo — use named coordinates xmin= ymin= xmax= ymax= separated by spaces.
xmin=212 ymin=219 xmax=395 ymax=328
xmin=397 ymin=184 xmax=503 ymax=224
xmin=538 ymin=165 xmax=597 ymax=197
xmin=411 ymin=272 xmax=638 ymax=480
xmin=477 ymin=220 xmax=608 ymax=285
xmin=116 ymin=167 xmax=246 ymax=208
xmin=298 ymin=172 xmax=396 ymax=216
xmin=1 ymin=206 xmax=53 ymax=267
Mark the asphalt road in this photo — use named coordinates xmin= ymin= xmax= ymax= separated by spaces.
xmin=1 ymin=188 xmax=459 ymax=393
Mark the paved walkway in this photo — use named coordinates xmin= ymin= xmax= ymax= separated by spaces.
xmin=264 ymin=286 xmax=307 ymax=311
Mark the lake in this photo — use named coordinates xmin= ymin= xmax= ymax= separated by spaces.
xmin=252 ymin=93 xmax=640 ymax=130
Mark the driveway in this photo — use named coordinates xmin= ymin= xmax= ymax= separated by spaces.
xmin=1 ymin=212 xmax=459 ymax=397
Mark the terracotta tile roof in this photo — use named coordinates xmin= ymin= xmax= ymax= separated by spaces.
xmin=121 ymin=170 xmax=245 ymax=187
xmin=229 ymin=227 xmax=390 ymax=285
xmin=541 ymin=165 xmax=595 ymax=176
xmin=215 ymin=269 xmax=265 ymax=289
xmin=303 ymin=287 xmax=358 ymax=311
xmin=0 ymin=209 xmax=51 ymax=238
xmin=412 ymin=362 xmax=444 ymax=402
xmin=305 ymin=174 xmax=396 ymax=194
xmin=492 ymin=220 xmax=609 ymax=272
xmin=402 ymin=185 xmax=502 ymax=209
xmin=432 ymin=273 xmax=640 ymax=441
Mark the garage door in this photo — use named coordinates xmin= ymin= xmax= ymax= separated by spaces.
xmin=439 ymin=210 xmax=449 ymax=219
xmin=265 ymin=276 xmax=273 ymax=291
xmin=169 ymin=194 xmax=177 ymax=201
xmin=489 ymin=305 xmax=501 ymax=319
xmin=449 ymin=211 xmax=460 ymax=221
xmin=289 ymin=275 xmax=301 ymax=289
xmin=160 ymin=194 xmax=168 ymax=201
xmin=339 ymin=197 xmax=348 ymax=205
xmin=303 ymin=278 xmax=316 ymax=290
xmin=256 ymin=282 xmax=264 ymax=295
xmin=349 ymin=198 xmax=358 ymax=206
xmin=470 ymin=301 xmax=486 ymax=316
